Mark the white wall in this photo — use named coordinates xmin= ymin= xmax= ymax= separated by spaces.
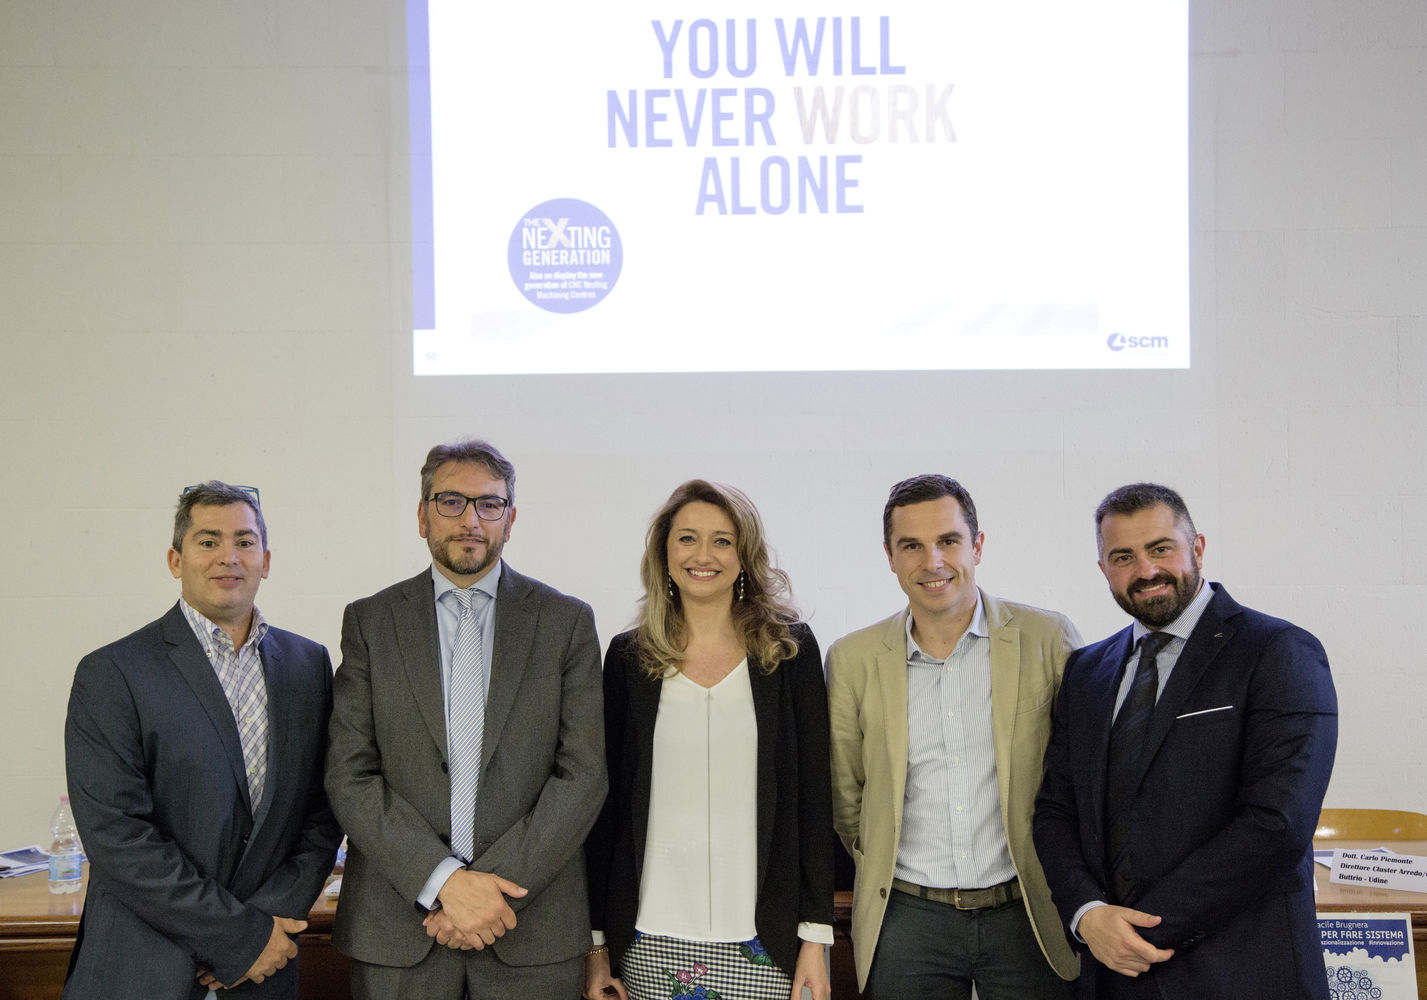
xmin=1 ymin=0 xmax=1423 ymax=850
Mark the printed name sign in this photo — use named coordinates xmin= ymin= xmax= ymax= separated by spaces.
xmin=1330 ymin=850 xmax=1427 ymax=894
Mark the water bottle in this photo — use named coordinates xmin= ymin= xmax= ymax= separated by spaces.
xmin=48 ymin=795 xmax=84 ymax=894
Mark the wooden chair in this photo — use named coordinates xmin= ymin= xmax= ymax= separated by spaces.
xmin=1315 ymin=808 xmax=1427 ymax=840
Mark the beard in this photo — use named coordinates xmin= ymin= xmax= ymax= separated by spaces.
xmin=1112 ymin=566 xmax=1201 ymax=628
xmin=429 ymin=532 xmax=503 ymax=581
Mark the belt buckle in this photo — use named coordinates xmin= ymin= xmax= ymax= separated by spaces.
xmin=953 ymin=884 xmax=1004 ymax=910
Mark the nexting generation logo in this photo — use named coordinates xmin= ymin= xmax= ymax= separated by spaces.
xmin=1106 ymin=332 xmax=1170 ymax=352
xmin=508 ymin=198 xmax=624 ymax=314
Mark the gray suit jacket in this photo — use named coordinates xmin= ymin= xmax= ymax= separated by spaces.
xmin=63 ymin=603 xmax=341 ymax=999
xmin=325 ymin=562 xmax=606 ymax=968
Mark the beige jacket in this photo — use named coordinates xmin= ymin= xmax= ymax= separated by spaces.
xmin=826 ymin=591 xmax=1081 ymax=989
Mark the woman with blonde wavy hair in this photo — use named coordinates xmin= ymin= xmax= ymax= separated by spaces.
xmin=584 ymin=480 xmax=833 ymax=1000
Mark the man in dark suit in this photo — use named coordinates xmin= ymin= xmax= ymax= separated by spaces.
xmin=325 ymin=439 xmax=605 ymax=1000
xmin=1033 ymin=482 xmax=1337 ymax=999
xmin=63 ymin=481 xmax=341 ymax=999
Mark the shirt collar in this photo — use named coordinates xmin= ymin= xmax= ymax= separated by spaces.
xmin=1130 ymin=578 xmax=1215 ymax=646
xmin=179 ymin=597 xmax=268 ymax=654
xmin=432 ymin=559 xmax=502 ymax=604
xmin=905 ymin=589 xmax=987 ymax=661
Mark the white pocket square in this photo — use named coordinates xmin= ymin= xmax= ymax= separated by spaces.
xmin=1176 ymin=705 xmax=1234 ymax=719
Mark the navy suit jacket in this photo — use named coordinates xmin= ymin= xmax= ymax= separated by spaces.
xmin=63 ymin=603 xmax=342 ymax=999
xmin=585 ymin=624 xmax=834 ymax=978
xmin=1033 ymin=584 xmax=1337 ymax=999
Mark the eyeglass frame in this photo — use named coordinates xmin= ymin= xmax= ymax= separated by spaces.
xmin=182 ymin=483 xmax=261 ymax=506
xmin=425 ymin=491 xmax=512 ymax=521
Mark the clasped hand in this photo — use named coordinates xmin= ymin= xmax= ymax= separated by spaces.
xmin=1079 ymin=904 xmax=1175 ymax=976
xmin=197 ymin=915 xmax=307 ymax=989
xmin=423 ymin=869 xmax=528 ymax=950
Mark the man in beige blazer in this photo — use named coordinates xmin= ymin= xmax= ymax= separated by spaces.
xmin=827 ymin=474 xmax=1080 ymax=999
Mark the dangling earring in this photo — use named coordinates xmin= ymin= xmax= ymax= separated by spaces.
xmin=667 ymin=573 xmax=677 ymax=600
xmin=736 ymin=571 xmax=746 ymax=601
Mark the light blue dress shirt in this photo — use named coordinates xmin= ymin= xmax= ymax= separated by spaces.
xmin=896 ymin=592 xmax=1017 ymax=890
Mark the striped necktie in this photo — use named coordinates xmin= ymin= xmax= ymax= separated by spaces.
xmin=447 ymin=587 xmax=489 ymax=862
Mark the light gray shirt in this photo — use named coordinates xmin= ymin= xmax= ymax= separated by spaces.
xmin=896 ymin=593 xmax=1016 ymax=890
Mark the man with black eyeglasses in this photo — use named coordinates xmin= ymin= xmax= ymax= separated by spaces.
xmin=326 ymin=439 xmax=606 ymax=1000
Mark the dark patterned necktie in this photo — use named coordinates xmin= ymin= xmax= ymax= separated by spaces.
xmin=1105 ymin=630 xmax=1172 ymax=902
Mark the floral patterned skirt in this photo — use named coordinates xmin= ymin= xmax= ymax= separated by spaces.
xmin=620 ymin=931 xmax=793 ymax=1000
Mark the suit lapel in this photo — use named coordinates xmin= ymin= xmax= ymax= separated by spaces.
xmin=483 ymin=562 xmax=533 ymax=762
xmin=748 ymin=657 xmax=779 ymax=891
xmin=249 ymin=632 xmax=285 ymax=835
xmin=1086 ymin=627 xmax=1135 ymax=832
xmin=232 ymin=631 xmax=289 ymax=885
xmin=160 ymin=605 xmax=252 ymax=813
xmin=392 ymin=571 xmax=446 ymax=753
xmin=1139 ymin=586 xmax=1238 ymax=770
xmin=983 ymin=594 xmax=1019 ymax=814
xmin=878 ymin=612 xmax=910 ymax=819
xmin=627 ymin=661 xmax=663 ymax=883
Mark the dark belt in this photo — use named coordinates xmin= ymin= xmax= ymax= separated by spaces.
xmin=890 ymin=876 xmax=1022 ymax=910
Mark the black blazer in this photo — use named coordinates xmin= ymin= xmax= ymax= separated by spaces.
xmin=585 ymin=623 xmax=834 ymax=977
xmin=1033 ymin=584 xmax=1338 ymax=999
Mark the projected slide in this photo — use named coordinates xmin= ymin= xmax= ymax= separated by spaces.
xmin=411 ymin=1 xmax=1188 ymax=374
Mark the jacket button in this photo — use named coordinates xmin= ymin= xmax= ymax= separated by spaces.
xmin=880 ymin=887 xmax=887 ymax=898
xmin=439 ymin=833 xmax=450 ymax=846
xmin=441 ymin=761 xmax=449 ymax=773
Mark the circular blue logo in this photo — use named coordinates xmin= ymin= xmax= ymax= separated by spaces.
xmin=1106 ymin=332 xmax=1126 ymax=351
xmin=508 ymin=198 xmax=622 ymax=314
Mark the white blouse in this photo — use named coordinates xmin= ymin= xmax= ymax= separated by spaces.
xmin=637 ymin=660 xmax=760 ymax=940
